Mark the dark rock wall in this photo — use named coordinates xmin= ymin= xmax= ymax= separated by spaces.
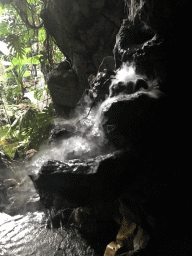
xmin=42 ymin=0 xmax=190 ymax=116
xmin=41 ymin=0 xmax=125 ymax=83
xmin=41 ymin=0 xmax=125 ymax=116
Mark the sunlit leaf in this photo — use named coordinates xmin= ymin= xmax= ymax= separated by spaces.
xmin=27 ymin=0 xmax=37 ymax=5
xmin=27 ymin=55 xmax=42 ymax=65
xmin=23 ymin=70 xmax=31 ymax=77
xmin=11 ymin=57 xmax=28 ymax=67
xmin=0 ymin=5 xmax=4 ymax=16
xmin=38 ymin=27 xmax=46 ymax=43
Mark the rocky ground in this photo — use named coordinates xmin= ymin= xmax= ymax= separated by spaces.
xmin=0 ymin=150 xmax=42 ymax=216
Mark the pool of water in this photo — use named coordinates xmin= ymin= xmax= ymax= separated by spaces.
xmin=0 ymin=211 xmax=96 ymax=256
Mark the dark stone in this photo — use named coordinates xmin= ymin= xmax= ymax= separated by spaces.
xmin=98 ymin=56 xmax=115 ymax=73
xmin=133 ymin=78 xmax=148 ymax=92
xmin=54 ymin=60 xmax=71 ymax=71
xmin=10 ymin=115 xmax=16 ymax=124
xmin=75 ymin=89 xmax=94 ymax=111
xmin=109 ymin=78 xmax=148 ymax=98
xmin=49 ymin=123 xmax=77 ymax=145
xmin=113 ymin=18 xmax=154 ymax=69
xmin=41 ymin=0 xmax=125 ymax=89
xmin=0 ymin=151 xmax=15 ymax=180
xmin=102 ymin=89 xmax=168 ymax=148
xmin=47 ymin=68 xmax=84 ymax=117
xmin=0 ymin=182 xmax=10 ymax=211
xmin=13 ymin=150 xmax=20 ymax=160
xmin=91 ymin=71 xmax=115 ymax=102
xmin=29 ymin=149 xmax=140 ymax=209
xmin=140 ymin=0 xmax=189 ymax=36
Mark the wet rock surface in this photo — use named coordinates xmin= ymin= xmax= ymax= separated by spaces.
xmin=0 ymin=151 xmax=43 ymax=216
xmin=29 ymin=150 xmax=136 ymax=209
xmin=48 ymin=123 xmax=77 ymax=146
xmin=101 ymin=90 xmax=167 ymax=148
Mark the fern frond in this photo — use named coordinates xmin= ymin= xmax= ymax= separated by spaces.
xmin=5 ymin=34 xmax=26 ymax=58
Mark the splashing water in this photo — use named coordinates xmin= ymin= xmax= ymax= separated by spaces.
xmin=27 ymin=64 xmax=146 ymax=176
xmin=1 ymin=63 xmax=151 ymax=256
xmin=115 ymin=63 xmax=141 ymax=83
xmin=30 ymin=64 xmax=146 ymax=174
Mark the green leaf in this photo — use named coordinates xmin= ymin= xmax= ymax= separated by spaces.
xmin=27 ymin=0 xmax=37 ymax=5
xmin=23 ymin=70 xmax=31 ymax=77
xmin=5 ymin=34 xmax=26 ymax=58
xmin=13 ymin=84 xmax=22 ymax=96
xmin=38 ymin=28 xmax=46 ymax=43
xmin=6 ymin=66 xmax=14 ymax=72
xmin=24 ymin=47 xmax=31 ymax=55
xmin=11 ymin=57 xmax=27 ymax=67
xmin=27 ymin=55 xmax=42 ymax=65
xmin=0 ymin=5 xmax=4 ymax=16
xmin=7 ymin=72 xmax=13 ymax=78
xmin=0 ymin=22 xmax=11 ymax=35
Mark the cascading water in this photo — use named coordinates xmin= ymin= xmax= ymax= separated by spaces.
xmin=0 ymin=63 xmax=157 ymax=256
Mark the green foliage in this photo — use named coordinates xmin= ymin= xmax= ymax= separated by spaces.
xmin=0 ymin=0 xmax=64 ymax=157
xmin=27 ymin=104 xmax=54 ymax=149
xmin=0 ymin=125 xmax=18 ymax=157
xmin=38 ymin=27 xmax=46 ymax=43
xmin=5 ymin=104 xmax=54 ymax=153
xmin=5 ymin=49 xmax=42 ymax=98
xmin=0 ymin=5 xmax=4 ymax=15
xmin=53 ymin=49 xmax=63 ymax=64
xmin=27 ymin=54 xmax=42 ymax=65
xmin=0 ymin=0 xmax=43 ymax=57
xmin=5 ymin=34 xmax=26 ymax=58
xmin=29 ymin=87 xmax=44 ymax=101
xmin=0 ymin=21 xmax=12 ymax=35
xmin=9 ymin=107 xmax=38 ymax=137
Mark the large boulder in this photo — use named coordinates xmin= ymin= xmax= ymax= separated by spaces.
xmin=101 ymin=88 xmax=168 ymax=148
xmin=41 ymin=0 xmax=125 ymax=85
xmin=29 ymin=150 xmax=133 ymax=209
xmin=47 ymin=67 xmax=83 ymax=116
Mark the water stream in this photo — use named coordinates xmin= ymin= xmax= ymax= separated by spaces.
xmin=0 ymin=65 xmax=149 ymax=255
xmin=0 ymin=211 xmax=96 ymax=256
